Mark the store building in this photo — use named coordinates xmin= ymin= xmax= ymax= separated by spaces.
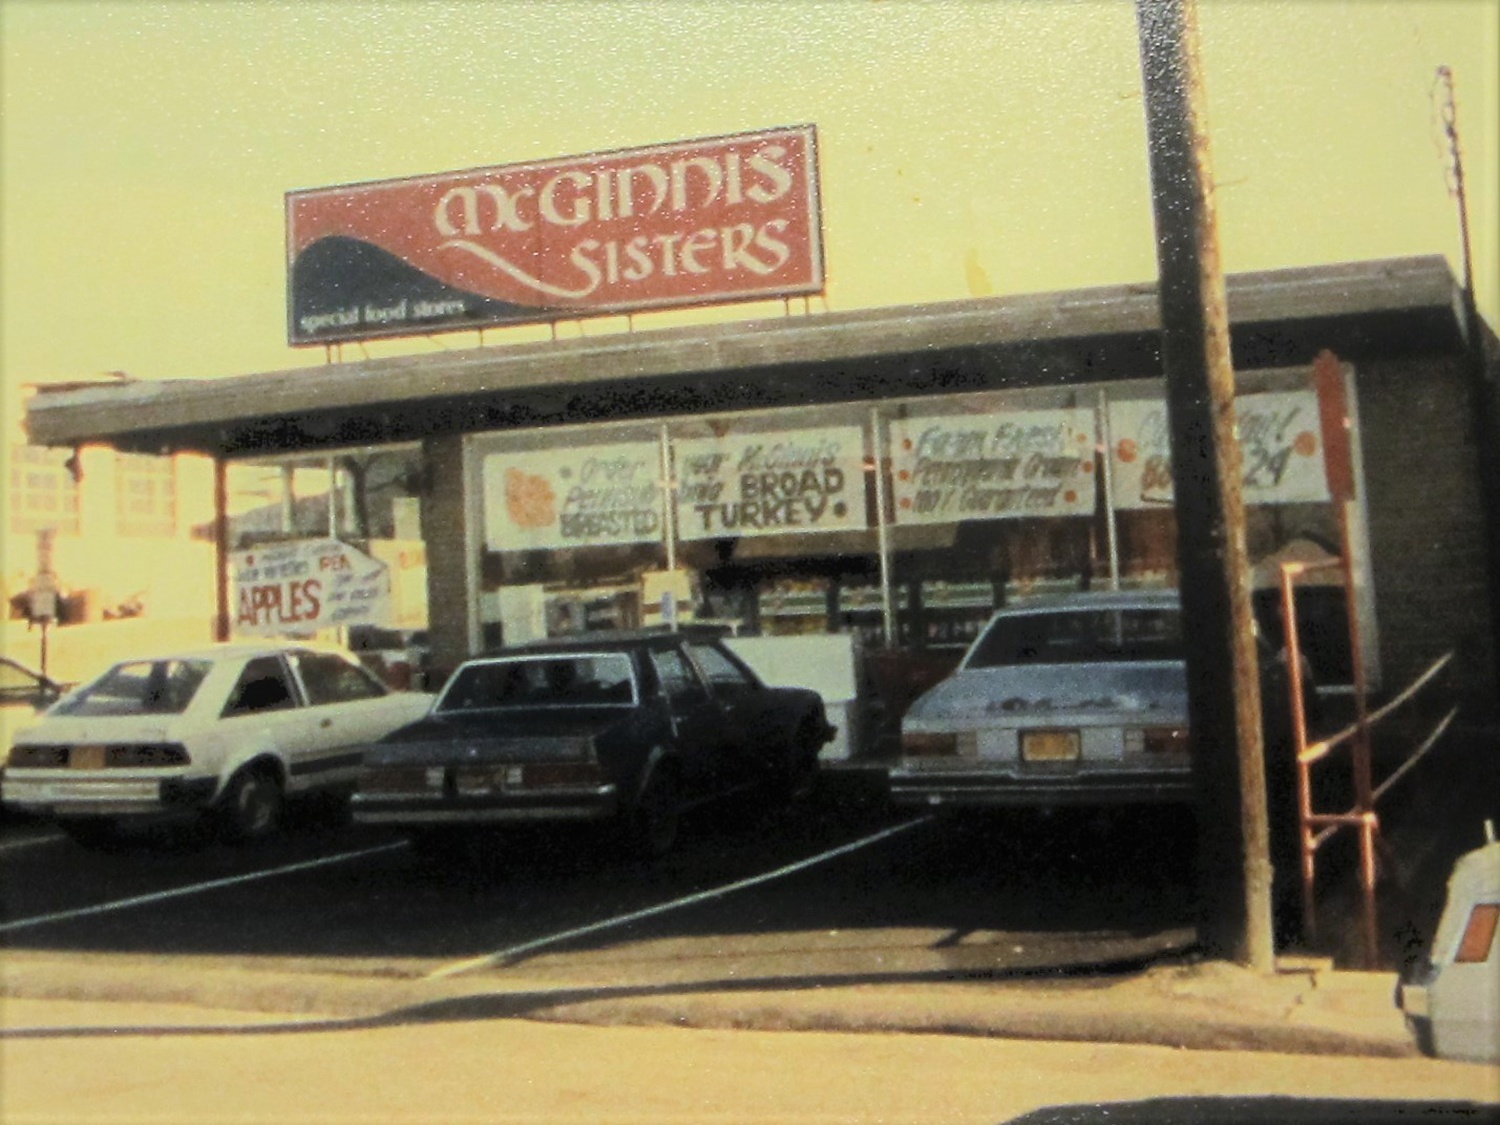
xmin=21 ymin=254 xmax=1499 ymax=733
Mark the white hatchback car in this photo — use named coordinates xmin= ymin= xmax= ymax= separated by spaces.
xmin=1 ymin=641 xmax=432 ymax=847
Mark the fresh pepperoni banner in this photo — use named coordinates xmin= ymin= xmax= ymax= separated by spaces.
xmin=889 ymin=409 xmax=1097 ymax=524
xmin=286 ymin=126 xmax=824 ymax=345
xmin=232 ymin=539 xmax=393 ymax=635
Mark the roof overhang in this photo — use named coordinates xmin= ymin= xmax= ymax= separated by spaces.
xmin=25 ymin=255 xmax=1468 ymax=458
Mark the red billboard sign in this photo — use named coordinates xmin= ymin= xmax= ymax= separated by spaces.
xmin=286 ymin=125 xmax=824 ymax=346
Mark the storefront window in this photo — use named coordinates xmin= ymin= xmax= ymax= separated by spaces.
xmin=465 ymin=363 xmax=1370 ymax=690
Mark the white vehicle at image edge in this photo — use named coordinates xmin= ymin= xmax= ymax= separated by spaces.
xmin=889 ymin=589 xmax=1193 ymax=810
xmin=0 ymin=641 xmax=432 ymax=848
xmin=1397 ymin=824 xmax=1500 ymax=1064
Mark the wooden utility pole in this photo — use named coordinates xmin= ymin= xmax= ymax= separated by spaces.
xmin=1135 ymin=0 xmax=1275 ymax=971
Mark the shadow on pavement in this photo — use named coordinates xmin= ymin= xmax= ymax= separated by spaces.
xmin=0 ymin=953 xmax=1178 ymax=1040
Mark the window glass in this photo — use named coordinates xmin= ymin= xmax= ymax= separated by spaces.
xmin=292 ymin=651 xmax=387 ymax=705
xmin=966 ymin=607 xmax=1185 ymax=668
xmin=649 ymin=649 xmax=705 ymax=703
xmin=222 ymin=657 xmax=299 ymax=717
xmin=687 ymin=643 xmax=754 ymax=690
xmin=115 ymin=452 xmax=177 ymax=538
xmin=54 ymin=659 xmax=210 ymax=717
xmin=9 ymin=445 xmax=80 ymax=536
xmin=437 ymin=653 xmax=636 ymax=712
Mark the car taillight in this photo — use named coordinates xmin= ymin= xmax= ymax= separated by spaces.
xmin=902 ymin=731 xmax=960 ymax=757
xmin=1126 ymin=727 xmax=1189 ymax=755
xmin=1455 ymin=903 xmax=1499 ymax=963
xmin=522 ymin=761 xmax=604 ymax=788
xmin=7 ymin=745 xmax=67 ymax=768
xmin=105 ymin=743 xmax=191 ymax=767
xmin=360 ymin=767 xmax=435 ymax=793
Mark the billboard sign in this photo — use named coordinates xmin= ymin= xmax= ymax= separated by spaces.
xmin=286 ymin=125 xmax=824 ymax=346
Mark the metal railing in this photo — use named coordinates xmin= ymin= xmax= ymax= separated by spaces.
xmin=1278 ymin=559 xmax=1459 ymax=967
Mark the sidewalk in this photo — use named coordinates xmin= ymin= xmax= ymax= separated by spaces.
xmin=0 ymin=948 xmax=1418 ymax=1059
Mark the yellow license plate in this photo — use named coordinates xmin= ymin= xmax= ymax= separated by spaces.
xmin=1020 ymin=730 xmax=1081 ymax=763
xmin=71 ymin=745 xmax=107 ymax=770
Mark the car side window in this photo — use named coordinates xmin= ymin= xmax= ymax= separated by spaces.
xmin=292 ymin=651 xmax=388 ymax=706
xmin=687 ymin=643 xmax=756 ymax=694
xmin=650 ymin=648 xmax=706 ymax=703
xmin=221 ymin=657 xmax=299 ymax=718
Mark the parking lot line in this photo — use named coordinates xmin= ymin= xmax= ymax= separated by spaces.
xmin=0 ymin=841 xmax=409 ymax=934
xmin=427 ymin=816 xmax=936 ymax=981
xmin=0 ymin=832 xmax=66 ymax=854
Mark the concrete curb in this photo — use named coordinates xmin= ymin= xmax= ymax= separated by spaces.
xmin=0 ymin=952 xmax=1418 ymax=1058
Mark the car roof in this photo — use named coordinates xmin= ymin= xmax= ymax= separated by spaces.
xmin=96 ymin=640 xmax=353 ymax=665
xmin=991 ymin=588 xmax=1182 ymax=615
xmin=480 ymin=626 xmax=730 ymax=659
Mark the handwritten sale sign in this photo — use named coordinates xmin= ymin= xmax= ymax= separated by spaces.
xmin=889 ymin=409 xmax=1097 ymax=524
xmin=1109 ymin=391 xmax=1330 ymax=508
xmin=674 ymin=425 xmax=866 ymax=539
xmin=232 ymin=538 xmax=393 ymax=636
xmin=483 ymin=442 xmax=663 ymax=551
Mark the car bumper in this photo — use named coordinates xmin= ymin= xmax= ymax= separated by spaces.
xmin=888 ymin=766 xmax=1194 ymax=808
xmin=351 ymin=785 xmax=620 ymax=826
xmin=0 ymin=771 xmax=219 ymax=817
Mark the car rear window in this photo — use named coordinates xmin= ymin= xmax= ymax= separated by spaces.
xmin=436 ymin=653 xmax=637 ymax=712
xmin=52 ymin=659 xmax=211 ymax=717
xmin=966 ymin=608 xmax=1185 ymax=668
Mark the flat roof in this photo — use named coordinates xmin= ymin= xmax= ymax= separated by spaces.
xmin=25 ymin=255 xmax=1466 ymax=457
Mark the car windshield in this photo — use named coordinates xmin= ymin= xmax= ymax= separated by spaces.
xmin=435 ymin=653 xmax=637 ymax=712
xmin=52 ymin=658 xmax=212 ymax=717
xmin=966 ymin=607 xmax=1185 ymax=668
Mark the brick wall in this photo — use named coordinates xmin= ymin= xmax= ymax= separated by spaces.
xmin=1357 ymin=353 xmax=1497 ymax=719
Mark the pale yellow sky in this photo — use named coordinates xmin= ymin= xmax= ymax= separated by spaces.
xmin=2 ymin=0 xmax=1496 ymax=393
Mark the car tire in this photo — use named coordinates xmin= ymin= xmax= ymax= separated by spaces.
xmin=775 ymin=718 xmax=823 ymax=804
xmin=58 ymin=818 xmax=129 ymax=853
xmin=217 ymin=766 xmax=284 ymax=845
xmin=628 ymin=761 xmax=681 ymax=860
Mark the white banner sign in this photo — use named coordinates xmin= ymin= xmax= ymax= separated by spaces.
xmin=1108 ymin=391 xmax=1330 ymax=508
xmin=232 ymin=538 xmax=392 ymax=635
xmin=674 ymin=425 xmax=866 ymax=539
xmin=889 ymin=408 xmax=1096 ymax=524
xmin=483 ymin=441 xmax=663 ymax=551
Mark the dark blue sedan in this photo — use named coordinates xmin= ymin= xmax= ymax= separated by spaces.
xmin=351 ymin=628 xmax=834 ymax=859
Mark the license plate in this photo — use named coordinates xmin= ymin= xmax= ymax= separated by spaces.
xmin=71 ymin=745 xmax=107 ymax=770
xmin=1021 ymin=729 xmax=1081 ymax=763
xmin=454 ymin=768 xmax=498 ymax=795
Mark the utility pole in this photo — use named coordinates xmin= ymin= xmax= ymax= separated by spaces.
xmin=1438 ymin=67 xmax=1500 ymax=703
xmin=1135 ymin=0 xmax=1274 ymax=971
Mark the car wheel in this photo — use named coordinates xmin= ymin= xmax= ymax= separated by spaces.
xmin=58 ymin=818 xmax=128 ymax=853
xmin=775 ymin=719 xmax=823 ymax=804
xmin=217 ymin=766 xmax=284 ymax=844
xmin=628 ymin=761 xmax=681 ymax=860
